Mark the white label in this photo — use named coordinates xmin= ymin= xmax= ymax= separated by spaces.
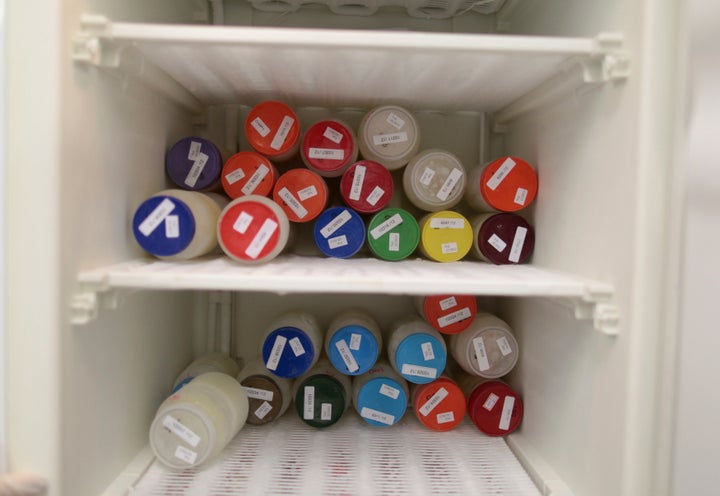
xmin=370 ymin=213 xmax=403 ymax=240
xmin=320 ymin=210 xmax=352 ymax=238
xmin=499 ymin=396 xmax=516 ymax=431
xmin=324 ymin=126 xmax=344 ymax=144
xmin=139 ymin=198 xmax=175 ymax=236
xmin=486 ymin=157 xmax=516 ymax=191
xmin=162 ymin=415 xmax=201 ymax=447
xmin=251 ymin=116 xmax=271 ymax=137
xmin=254 ymin=401 xmax=273 ymax=420
xmin=488 ymin=234 xmax=507 ymax=253
xmin=297 ymin=185 xmax=318 ymax=201
xmin=278 ymin=187 xmax=308 ymax=219
xmin=309 ymin=148 xmax=345 ymax=161
xmin=224 ymin=168 xmax=246 ymax=185
xmin=233 ymin=211 xmax=254 ymax=234
xmin=289 ymin=337 xmax=306 ymax=357
xmin=389 ymin=232 xmax=400 ymax=252
xmin=437 ymin=307 xmax=472 ymax=328
xmin=438 ymin=296 xmax=458 ymax=311
xmin=174 ymin=445 xmax=198 ymax=465
xmin=164 ymin=215 xmax=180 ymax=239
xmin=360 ymin=407 xmax=395 ymax=426
xmin=303 ymin=386 xmax=315 ymax=420
xmin=187 ymin=141 xmax=202 ymax=160
xmin=497 ymin=336 xmax=513 ymax=356
xmin=401 ymin=364 xmax=437 ymax=379
xmin=241 ymin=164 xmax=270 ymax=195
xmin=473 ymin=337 xmax=491 ymax=372
xmin=265 ymin=335 xmax=287 ymax=371
xmin=429 ymin=218 xmax=465 ymax=229
xmin=321 ymin=403 xmax=333 ymax=421
xmin=514 ymin=187 xmax=529 ymax=206
xmin=366 ymin=186 xmax=386 ymax=206
xmin=418 ymin=387 xmax=449 ymax=416
xmin=245 ymin=218 xmax=278 ymax=259
xmin=184 ymin=152 xmax=209 ymax=188
xmin=483 ymin=393 xmax=500 ymax=411
xmin=508 ymin=226 xmax=528 ymax=263
xmin=436 ymin=168 xmax=463 ymax=201
xmin=349 ymin=333 xmax=362 ymax=350
xmin=328 ymin=235 xmax=348 ymax=249
xmin=419 ymin=167 xmax=436 ymax=186
xmin=373 ymin=132 xmax=408 ymax=146
xmin=270 ymin=115 xmax=294 ymax=151
xmin=421 ymin=342 xmax=435 ymax=361
xmin=349 ymin=165 xmax=366 ymax=201
xmin=437 ymin=412 xmax=455 ymax=424
xmin=441 ymin=242 xmax=458 ymax=254
xmin=245 ymin=387 xmax=275 ymax=401
xmin=379 ymin=384 xmax=401 ymax=400
xmin=386 ymin=112 xmax=406 ymax=130
xmin=335 ymin=339 xmax=360 ymax=373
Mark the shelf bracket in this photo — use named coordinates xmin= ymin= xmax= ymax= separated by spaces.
xmin=547 ymin=290 xmax=619 ymax=336
xmin=71 ymin=276 xmax=139 ymax=325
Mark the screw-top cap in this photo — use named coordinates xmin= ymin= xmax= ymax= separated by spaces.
xmin=366 ymin=208 xmax=420 ymax=261
xmin=340 ymin=160 xmax=394 ymax=214
xmin=475 ymin=156 xmax=538 ymax=212
xmin=221 ymin=151 xmax=277 ymax=199
xmin=327 ymin=324 xmax=380 ymax=376
xmin=412 ymin=377 xmax=467 ymax=431
xmin=261 ymin=327 xmax=316 ymax=379
xmin=245 ymin=101 xmax=300 ymax=160
xmin=474 ymin=213 xmax=535 ymax=264
xmin=294 ymin=374 xmax=348 ymax=428
xmin=355 ymin=377 xmax=408 ymax=427
xmin=239 ymin=375 xmax=285 ymax=425
xmin=133 ymin=195 xmax=196 ymax=257
xmin=313 ymin=207 xmax=366 ymax=259
xmin=165 ymin=137 xmax=223 ymax=191
xmin=420 ymin=295 xmax=477 ymax=334
xmin=467 ymin=380 xmax=523 ymax=436
xmin=394 ymin=333 xmax=447 ymax=385
xmin=358 ymin=105 xmax=421 ymax=170
xmin=301 ymin=120 xmax=358 ymax=177
xmin=419 ymin=211 xmax=473 ymax=262
xmin=273 ymin=168 xmax=329 ymax=223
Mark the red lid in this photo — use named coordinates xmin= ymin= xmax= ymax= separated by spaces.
xmin=221 ymin=151 xmax=276 ymax=199
xmin=467 ymin=381 xmax=523 ymax=436
xmin=245 ymin=101 xmax=300 ymax=158
xmin=340 ymin=160 xmax=394 ymax=214
xmin=479 ymin=157 xmax=538 ymax=212
xmin=273 ymin=169 xmax=329 ymax=223
xmin=422 ymin=295 xmax=477 ymax=334
xmin=301 ymin=120 xmax=356 ymax=176
xmin=218 ymin=198 xmax=284 ymax=262
xmin=477 ymin=213 xmax=535 ymax=265
xmin=412 ymin=377 xmax=466 ymax=432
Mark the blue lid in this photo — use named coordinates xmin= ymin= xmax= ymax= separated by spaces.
xmin=171 ymin=376 xmax=194 ymax=394
xmin=261 ymin=327 xmax=316 ymax=379
xmin=356 ymin=377 xmax=407 ymax=427
xmin=132 ymin=195 xmax=196 ymax=257
xmin=313 ymin=207 xmax=366 ymax=259
xmin=394 ymin=333 xmax=447 ymax=385
xmin=327 ymin=325 xmax=380 ymax=376
xmin=166 ymin=136 xmax=223 ymax=191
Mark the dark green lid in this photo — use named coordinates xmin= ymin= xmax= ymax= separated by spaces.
xmin=367 ymin=208 xmax=420 ymax=261
xmin=294 ymin=374 xmax=347 ymax=428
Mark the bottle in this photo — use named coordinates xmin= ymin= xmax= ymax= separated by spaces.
xmin=245 ymin=101 xmax=301 ymax=162
xmin=148 ymin=372 xmax=249 ymax=469
xmin=312 ymin=206 xmax=366 ymax=259
xmin=172 ymin=353 xmax=242 ymax=392
xmin=465 ymin=156 xmax=538 ymax=213
xmin=448 ymin=313 xmax=519 ymax=379
xmin=415 ymin=294 xmax=477 ymax=335
xmin=301 ymin=119 xmax=359 ymax=178
xmin=221 ymin=151 xmax=278 ymax=199
xmin=410 ymin=376 xmax=466 ymax=432
xmin=340 ymin=160 xmax=394 ymax=214
xmin=325 ymin=310 xmax=383 ymax=376
xmin=260 ymin=312 xmax=322 ymax=379
xmin=418 ymin=211 xmax=473 ymax=262
xmin=292 ymin=359 xmax=352 ymax=428
xmin=455 ymin=370 xmax=524 ymax=436
xmin=387 ymin=316 xmax=447 ymax=384
xmin=358 ymin=105 xmax=421 ymax=170
xmin=132 ymin=189 xmax=224 ymax=260
xmin=272 ymin=168 xmax=329 ymax=223
xmin=217 ymin=195 xmax=290 ymax=264
xmin=353 ymin=361 xmax=409 ymax=427
xmin=165 ymin=136 xmax=224 ymax=191
xmin=366 ymin=208 xmax=420 ymax=262
xmin=470 ymin=213 xmax=535 ymax=265
xmin=402 ymin=149 xmax=466 ymax=212
xmin=237 ymin=358 xmax=292 ymax=425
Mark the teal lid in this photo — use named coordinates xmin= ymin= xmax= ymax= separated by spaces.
xmin=394 ymin=333 xmax=447 ymax=384
xmin=327 ymin=325 xmax=380 ymax=376
xmin=356 ymin=377 xmax=407 ymax=427
xmin=367 ymin=208 xmax=420 ymax=261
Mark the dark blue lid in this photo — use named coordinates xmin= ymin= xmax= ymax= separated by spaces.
xmin=132 ymin=195 xmax=196 ymax=257
xmin=327 ymin=325 xmax=380 ymax=376
xmin=166 ymin=137 xmax=223 ymax=191
xmin=356 ymin=377 xmax=407 ymax=427
xmin=313 ymin=207 xmax=365 ymax=259
xmin=262 ymin=327 xmax=316 ymax=379
xmin=394 ymin=333 xmax=447 ymax=385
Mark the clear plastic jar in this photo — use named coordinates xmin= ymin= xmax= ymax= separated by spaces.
xmin=237 ymin=358 xmax=292 ymax=425
xmin=418 ymin=211 xmax=473 ymax=262
xmin=260 ymin=312 xmax=322 ymax=379
xmin=172 ymin=353 xmax=242 ymax=392
xmin=387 ymin=316 xmax=447 ymax=384
xmin=414 ymin=294 xmax=477 ymax=335
xmin=448 ymin=312 xmax=519 ymax=379
xmin=465 ymin=156 xmax=538 ymax=212
xmin=301 ymin=119 xmax=359 ymax=178
xmin=358 ymin=105 xmax=421 ymax=171
xmin=410 ymin=376 xmax=466 ymax=432
xmin=402 ymin=149 xmax=466 ymax=212
xmin=352 ymin=360 xmax=409 ymax=427
xmin=165 ymin=136 xmax=224 ymax=191
xmin=470 ymin=213 xmax=535 ymax=265
xmin=325 ymin=310 xmax=383 ymax=376
xmin=455 ymin=370 xmax=524 ymax=436
xmin=292 ymin=359 xmax=352 ymax=428
xmin=221 ymin=151 xmax=278 ymax=199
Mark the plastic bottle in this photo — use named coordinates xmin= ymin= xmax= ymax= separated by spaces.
xmin=448 ymin=313 xmax=519 ymax=379
xmin=455 ymin=370 xmax=524 ymax=436
xmin=237 ymin=358 xmax=293 ymax=425
xmin=414 ymin=294 xmax=477 ymax=335
xmin=402 ymin=149 xmax=466 ymax=212
xmin=340 ymin=160 xmax=394 ymax=214
xmin=272 ymin=168 xmax=329 ymax=223
xmin=172 ymin=353 xmax=242 ymax=392
xmin=410 ymin=376 xmax=466 ymax=431
xmin=465 ymin=156 xmax=538 ymax=212
xmin=470 ymin=213 xmax=535 ymax=265
xmin=221 ymin=151 xmax=278 ymax=199
xmin=325 ymin=310 xmax=383 ymax=376
xmin=260 ymin=312 xmax=322 ymax=379
xmin=292 ymin=359 xmax=352 ymax=428
xmin=148 ymin=372 xmax=249 ymax=469
xmin=313 ymin=206 xmax=366 ymax=259
xmin=352 ymin=361 xmax=409 ymax=427
xmin=387 ymin=316 xmax=447 ymax=384
xmin=165 ymin=136 xmax=224 ymax=191
xmin=301 ymin=119 xmax=359 ymax=178
xmin=245 ymin=101 xmax=301 ymax=162
xmin=418 ymin=211 xmax=473 ymax=262
xmin=358 ymin=105 xmax=421 ymax=170
xmin=366 ymin=208 xmax=420 ymax=261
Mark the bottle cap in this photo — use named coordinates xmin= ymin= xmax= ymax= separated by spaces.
xmin=340 ymin=160 xmax=394 ymax=213
xmin=356 ymin=377 xmax=408 ymax=427
xmin=478 ymin=156 xmax=538 ymax=212
xmin=366 ymin=208 xmax=420 ymax=261
xmin=358 ymin=105 xmax=420 ymax=170
xmin=165 ymin=137 xmax=223 ymax=191
xmin=273 ymin=168 xmax=329 ymax=222
xmin=475 ymin=213 xmax=535 ymax=264
xmin=419 ymin=211 xmax=473 ymax=262
xmin=132 ymin=195 xmax=195 ymax=257
xmin=467 ymin=381 xmax=523 ymax=436
xmin=394 ymin=333 xmax=447 ymax=385
xmin=412 ymin=377 xmax=466 ymax=431
xmin=301 ymin=120 xmax=357 ymax=177
xmin=294 ymin=375 xmax=347 ymax=428
xmin=421 ymin=295 xmax=477 ymax=334
xmin=327 ymin=325 xmax=380 ymax=376
xmin=239 ymin=375 xmax=285 ymax=425
xmin=404 ymin=149 xmax=466 ymax=211
xmin=313 ymin=207 xmax=366 ymax=259
xmin=245 ymin=101 xmax=300 ymax=159
xmin=261 ymin=327 xmax=316 ymax=379
xmin=221 ymin=151 xmax=276 ymax=199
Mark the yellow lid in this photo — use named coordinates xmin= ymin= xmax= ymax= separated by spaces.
xmin=419 ymin=211 xmax=473 ymax=262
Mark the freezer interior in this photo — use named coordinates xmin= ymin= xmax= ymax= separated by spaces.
xmin=6 ymin=0 xmax=680 ymax=495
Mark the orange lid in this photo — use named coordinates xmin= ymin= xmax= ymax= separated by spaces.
xmin=422 ymin=295 xmax=477 ymax=334
xmin=245 ymin=101 xmax=300 ymax=158
xmin=273 ymin=169 xmax=329 ymax=223
xmin=221 ymin=151 xmax=276 ymax=199
xmin=479 ymin=156 xmax=538 ymax=212
xmin=412 ymin=377 xmax=466 ymax=432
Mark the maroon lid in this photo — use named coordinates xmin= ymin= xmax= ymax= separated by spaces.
xmin=477 ymin=213 xmax=535 ymax=265
xmin=467 ymin=381 xmax=523 ymax=436
xmin=340 ymin=161 xmax=395 ymax=214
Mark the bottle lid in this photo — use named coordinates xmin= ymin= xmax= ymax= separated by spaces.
xmin=240 ymin=375 xmax=284 ymax=425
xmin=301 ymin=120 xmax=357 ymax=177
xmin=261 ymin=327 xmax=316 ymax=379
xmin=245 ymin=101 xmax=300 ymax=158
xmin=476 ymin=213 xmax=535 ymax=264
xmin=394 ymin=333 xmax=447 ymax=385
xmin=421 ymin=295 xmax=477 ymax=334
xmin=313 ymin=207 xmax=366 ymax=259
xmin=273 ymin=168 xmax=329 ymax=223
xmin=340 ymin=160 xmax=394 ymax=214
xmin=327 ymin=325 xmax=380 ymax=376
xmin=412 ymin=377 xmax=467 ymax=432
xmin=464 ymin=326 xmax=519 ymax=379
xmin=478 ymin=157 xmax=538 ymax=212
xmin=359 ymin=106 xmax=420 ymax=170
xmin=356 ymin=377 xmax=408 ymax=427
xmin=467 ymin=381 xmax=523 ymax=436
xmin=133 ymin=195 xmax=196 ymax=257
xmin=404 ymin=150 xmax=466 ymax=211
xmin=420 ymin=211 xmax=473 ymax=262
xmin=165 ymin=137 xmax=223 ymax=191
xmin=366 ymin=208 xmax=420 ymax=261
xmin=221 ymin=151 xmax=276 ymax=199
xmin=294 ymin=374 xmax=347 ymax=428
xmin=217 ymin=195 xmax=289 ymax=263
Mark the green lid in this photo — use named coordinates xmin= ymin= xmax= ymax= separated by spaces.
xmin=294 ymin=374 xmax=347 ymax=428
xmin=367 ymin=208 xmax=420 ymax=261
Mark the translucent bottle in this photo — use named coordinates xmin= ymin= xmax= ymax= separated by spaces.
xmin=414 ymin=294 xmax=477 ymax=335
xmin=470 ymin=213 xmax=535 ymax=265
xmin=402 ymin=149 xmax=466 ymax=212
xmin=418 ymin=210 xmax=473 ymax=262
xmin=325 ymin=310 xmax=383 ymax=376
xmin=221 ymin=151 xmax=278 ymax=199
xmin=410 ymin=376 xmax=466 ymax=432
xmin=455 ymin=370 xmax=524 ymax=436
xmin=245 ymin=101 xmax=301 ymax=162
xmin=465 ymin=156 xmax=538 ymax=213
xmin=388 ymin=316 xmax=447 ymax=384
xmin=448 ymin=312 xmax=519 ymax=379
xmin=260 ymin=312 xmax=322 ymax=379
xmin=165 ymin=136 xmax=224 ymax=191
xmin=301 ymin=119 xmax=359 ymax=178
xmin=358 ymin=105 xmax=421 ymax=171
xmin=352 ymin=360 xmax=409 ymax=427
xmin=237 ymin=358 xmax=292 ymax=425
xmin=172 ymin=353 xmax=242 ymax=392
xmin=292 ymin=359 xmax=352 ymax=428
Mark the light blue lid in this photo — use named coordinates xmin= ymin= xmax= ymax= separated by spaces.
xmin=327 ymin=325 xmax=380 ymax=376
xmin=394 ymin=333 xmax=447 ymax=385
xmin=261 ymin=327 xmax=316 ymax=379
xmin=356 ymin=377 xmax=407 ymax=427
xmin=132 ymin=195 xmax=196 ymax=257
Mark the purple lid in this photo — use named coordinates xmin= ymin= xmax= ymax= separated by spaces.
xmin=166 ymin=137 xmax=223 ymax=191
xmin=477 ymin=213 xmax=535 ymax=265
